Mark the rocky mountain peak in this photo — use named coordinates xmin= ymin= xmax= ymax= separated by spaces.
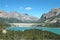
xmin=39 ymin=8 xmax=60 ymax=22
xmin=0 ymin=10 xmax=38 ymax=23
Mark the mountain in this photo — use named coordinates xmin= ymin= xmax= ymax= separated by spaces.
xmin=0 ymin=10 xmax=38 ymax=23
xmin=39 ymin=8 xmax=60 ymax=23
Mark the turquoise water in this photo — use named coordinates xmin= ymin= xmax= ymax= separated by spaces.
xmin=6 ymin=26 xmax=60 ymax=35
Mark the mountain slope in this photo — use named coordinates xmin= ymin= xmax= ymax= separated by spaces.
xmin=39 ymin=8 xmax=60 ymax=23
xmin=0 ymin=10 xmax=38 ymax=23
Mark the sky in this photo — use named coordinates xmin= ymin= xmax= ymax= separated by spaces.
xmin=0 ymin=0 xmax=60 ymax=18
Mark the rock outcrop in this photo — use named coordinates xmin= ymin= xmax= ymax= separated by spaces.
xmin=39 ymin=8 xmax=60 ymax=23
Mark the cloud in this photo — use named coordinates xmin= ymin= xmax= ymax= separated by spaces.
xmin=19 ymin=6 xmax=32 ymax=11
xmin=25 ymin=7 xmax=32 ymax=10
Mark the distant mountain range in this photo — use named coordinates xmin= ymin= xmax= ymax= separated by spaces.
xmin=1 ymin=8 xmax=60 ymax=23
xmin=39 ymin=8 xmax=60 ymax=23
xmin=0 ymin=10 xmax=38 ymax=23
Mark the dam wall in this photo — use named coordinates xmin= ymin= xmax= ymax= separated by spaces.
xmin=9 ymin=23 xmax=43 ymax=27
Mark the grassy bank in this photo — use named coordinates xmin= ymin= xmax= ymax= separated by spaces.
xmin=0 ymin=29 xmax=60 ymax=40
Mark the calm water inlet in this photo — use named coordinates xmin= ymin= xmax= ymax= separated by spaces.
xmin=6 ymin=26 xmax=60 ymax=35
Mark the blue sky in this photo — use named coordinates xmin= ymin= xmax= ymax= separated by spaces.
xmin=0 ymin=0 xmax=60 ymax=18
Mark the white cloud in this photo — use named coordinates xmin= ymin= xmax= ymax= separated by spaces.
xmin=25 ymin=7 xmax=32 ymax=10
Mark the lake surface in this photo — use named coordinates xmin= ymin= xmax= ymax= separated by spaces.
xmin=6 ymin=26 xmax=60 ymax=35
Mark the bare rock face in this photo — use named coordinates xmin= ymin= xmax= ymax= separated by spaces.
xmin=39 ymin=8 xmax=60 ymax=19
xmin=0 ymin=10 xmax=9 ymax=18
xmin=0 ymin=10 xmax=38 ymax=22
xmin=39 ymin=8 xmax=60 ymax=23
